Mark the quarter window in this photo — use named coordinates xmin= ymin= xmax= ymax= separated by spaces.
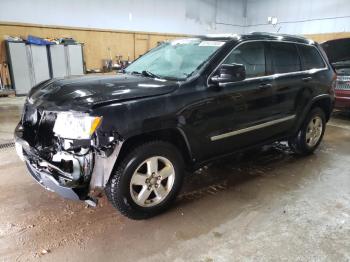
xmin=270 ymin=42 xmax=301 ymax=74
xmin=223 ymin=42 xmax=266 ymax=78
xmin=298 ymin=45 xmax=325 ymax=70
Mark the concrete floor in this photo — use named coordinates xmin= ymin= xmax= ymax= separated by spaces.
xmin=0 ymin=97 xmax=349 ymax=261
xmin=0 ymin=97 xmax=25 ymax=144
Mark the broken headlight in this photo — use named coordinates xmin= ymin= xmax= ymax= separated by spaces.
xmin=53 ymin=112 xmax=102 ymax=139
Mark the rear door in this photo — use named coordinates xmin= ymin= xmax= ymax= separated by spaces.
xmin=268 ymin=42 xmax=304 ymax=127
xmin=298 ymin=44 xmax=330 ymax=110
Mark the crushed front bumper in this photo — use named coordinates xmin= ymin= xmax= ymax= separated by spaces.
xmin=14 ymin=123 xmax=122 ymax=201
xmin=25 ymin=161 xmax=82 ymax=200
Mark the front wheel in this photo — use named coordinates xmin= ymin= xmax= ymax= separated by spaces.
xmin=105 ymin=141 xmax=184 ymax=219
xmin=289 ymin=107 xmax=326 ymax=155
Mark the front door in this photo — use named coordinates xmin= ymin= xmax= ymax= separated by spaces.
xmin=192 ymin=41 xmax=281 ymax=161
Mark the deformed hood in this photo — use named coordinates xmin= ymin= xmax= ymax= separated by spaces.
xmin=28 ymin=74 xmax=179 ymax=111
xmin=321 ymin=38 xmax=350 ymax=64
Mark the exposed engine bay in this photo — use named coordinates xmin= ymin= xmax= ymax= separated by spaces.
xmin=15 ymin=101 xmax=122 ymax=202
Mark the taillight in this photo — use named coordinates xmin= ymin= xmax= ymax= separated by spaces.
xmin=331 ymin=73 xmax=337 ymax=94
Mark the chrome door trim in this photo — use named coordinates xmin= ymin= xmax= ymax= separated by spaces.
xmin=206 ymin=39 xmax=329 ymax=87
xmin=210 ymin=115 xmax=296 ymax=141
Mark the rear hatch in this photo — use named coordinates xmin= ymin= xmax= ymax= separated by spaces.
xmin=322 ymin=39 xmax=350 ymax=106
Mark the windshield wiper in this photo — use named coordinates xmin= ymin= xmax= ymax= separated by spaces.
xmin=129 ymin=70 xmax=185 ymax=80
xmin=141 ymin=70 xmax=161 ymax=79
xmin=130 ymin=71 xmax=142 ymax=75
xmin=129 ymin=70 xmax=162 ymax=79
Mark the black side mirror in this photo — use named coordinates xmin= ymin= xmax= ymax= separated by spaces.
xmin=211 ymin=63 xmax=246 ymax=85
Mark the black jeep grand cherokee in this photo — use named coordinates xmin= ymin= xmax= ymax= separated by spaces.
xmin=15 ymin=33 xmax=335 ymax=219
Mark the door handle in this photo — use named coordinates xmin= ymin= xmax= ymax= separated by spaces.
xmin=302 ymin=77 xmax=312 ymax=82
xmin=259 ymin=83 xmax=272 ymax=89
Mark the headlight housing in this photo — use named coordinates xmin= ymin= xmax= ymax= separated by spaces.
xmin=53 ymin=112 xmax=102 ymax=139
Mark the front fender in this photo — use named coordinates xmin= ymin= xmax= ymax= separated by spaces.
xmin=89 ymin=140 xmax=123 ymax=188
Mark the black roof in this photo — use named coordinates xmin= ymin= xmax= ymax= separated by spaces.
xmin=198 ymin=32 xmax=313 ymax=45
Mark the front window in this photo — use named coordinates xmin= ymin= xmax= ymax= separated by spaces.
xmin=125 ymin=38 xmax=226 ymax=80
xmin=223 ymin=42 xmax=266 ymax=78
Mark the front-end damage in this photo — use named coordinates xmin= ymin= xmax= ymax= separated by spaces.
xmin=14 ymin=103 xmax=123 ymax=204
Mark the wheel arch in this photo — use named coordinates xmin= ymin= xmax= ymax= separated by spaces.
xmin=310 ymin=95 xmax=333 ymax=121
xmin=294 ymin=94 xmax=333 ymax=134
xmin=115 ymin=128 xmax=194 ymax=169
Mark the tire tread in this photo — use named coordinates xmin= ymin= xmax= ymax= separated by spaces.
xmin=289 ymin=107 xmax=326 ymax=155
xmin=105 ymin=140 xmax=183 ymax=219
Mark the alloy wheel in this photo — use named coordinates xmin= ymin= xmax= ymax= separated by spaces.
xmin=129 ymin=156 xmax=176 ymax=207
xmin=306 ymin=116 xmax=323 ymax=147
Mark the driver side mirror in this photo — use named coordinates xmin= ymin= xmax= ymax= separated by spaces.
xmin=210 ymin=63 xmax=246 ymax=86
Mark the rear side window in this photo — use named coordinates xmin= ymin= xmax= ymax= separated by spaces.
xmin=298 ymin=45 xmax=326 ymax=70
xmin=223 ymin=42 xmax=266 ymax=78
xmin=270 ymin=42 xmax=301 ymax=74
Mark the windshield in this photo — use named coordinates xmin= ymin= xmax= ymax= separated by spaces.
xmin=125 ymin=38 xmax=226 ymax=80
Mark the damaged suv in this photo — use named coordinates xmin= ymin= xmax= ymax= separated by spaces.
xmin=15 ymin=33 xmax=335 ymax=219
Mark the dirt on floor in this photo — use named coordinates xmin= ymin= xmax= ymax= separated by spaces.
xmin=0 ymin=98 xmax=349 ymax=261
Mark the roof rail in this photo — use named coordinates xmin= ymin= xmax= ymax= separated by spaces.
xmin=250 ymin=32 xmax=308 ymax=40
xmin=203 ymin=33 xmax=240 ymax=39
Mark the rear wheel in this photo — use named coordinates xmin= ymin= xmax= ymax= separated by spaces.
xmin=105 ymin=141 xmax=184 ymax=219
xmin=289 ymin=107 xmax=326 ymax=155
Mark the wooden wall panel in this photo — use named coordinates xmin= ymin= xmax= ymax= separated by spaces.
xmin=2 ymin=22 xmax=350 ymax=73
xmin=134 ymin=34 xmax=149 ymax=59
xmin=0 ymin=23 xmax=186 ymax=70
xmin=305 ymin=32 xmax=350 ymax=43
xmin=149 ymin=35 xmax=178 ymax=49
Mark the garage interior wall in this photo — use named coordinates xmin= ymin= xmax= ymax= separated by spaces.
xmin=0 ymin=0 xmax=246 ymax=35
xmin=0 ymin=0 xmax=246 ymax=69
xmin=1 ymin=0 xmax=350 ymax=70
xmin=245 ymin=0 xmax=350 ymax=42
xmin=0 ymin=23 xmax=187 ymax=69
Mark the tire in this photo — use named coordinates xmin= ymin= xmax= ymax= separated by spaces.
xmin=105 ymin=141 xmax=184 ymax=219
xmin=289 ymin=107 xmax=326 ymax=155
